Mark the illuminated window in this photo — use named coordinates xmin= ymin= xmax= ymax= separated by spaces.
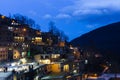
xmin=36 ymin=31 xmax=41 ymax=35
xmin=64 ymin=64 xmax=69 ymax=72
xmin=14 ymin=37 xmax=25 ymax=42
xmin=39 ymin=59 xmax=51 ymax=64
xmin=51 ymin=54 xmax=60 ymax=58
xmin=1 ymin=16 xmax=5 ymax=19
xmin=23 ymin=28 xmax=27 ymax=31
xmin=8 ymin=27 xmax=13 ymax=31
xmin=11 ymin=20 xmax=19 ymax=25
xmin=73 ymin=65 xmax=75 ymax=69
xmin=73 ymin=70 xmax=77 ymax=73
xmin=16 ymin=28 xmax=18 ymax=30
xmin=32 ymin=38 xmax=35 ymax=40
xmin=35 ymin=37 xmax=42 ymax=42
xmin=59 ymin=41 xmax=65 ymax=47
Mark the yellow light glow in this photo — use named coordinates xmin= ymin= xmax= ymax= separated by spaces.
xmin=51 ymin=54 xmax=60 ymax=58
xmin=73 ymin=70 xmax=77 ymax=73
xmin=1 ymin=16 xmax=5 ymax=19
xmin=94 ymin=73 xmax=97 ymax=77
xmin=59 ymin=41 xmax=65 ymax=47
xmin=66 ymin=76 xmax=71 ymax=79
xmin=50 ymin=63 xmax=61 ymax=73
xmin=23 ymin=28 xmax=27 ymax=31
xmin=13 ymin=50 xmax=20 ymax=59
xmin=87 ymin=77 xmax=98 ymax=79
xmin=36 ymin=31 xmax=41 ymax=35
xmin=14 ymin=37 xmax=24 ymax=42
xmin=35 ymin=37 xmax=42 ymax=42
xmin=40 ymin=59 xmax=51 ymax=64
xmin=64 ymin=64 xmax=69 ymax=72
xmin=12 ymin=20 xmax=15 ymax=23
xmin=20 ymin=58 xmax=27 ymax=64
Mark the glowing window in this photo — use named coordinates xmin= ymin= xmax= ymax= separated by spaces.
xmin=35 ymin=37 xmax=42 ymax=42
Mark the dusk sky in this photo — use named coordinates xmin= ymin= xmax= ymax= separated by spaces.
xmin=0 ymin=0 xmax=120 ymax=41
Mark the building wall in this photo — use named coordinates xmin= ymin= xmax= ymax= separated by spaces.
xmin=34 ymin=54 xmax=40 ymax=61
xmin=13 ymin=49 xmax=20 ymax=59
xmin=51 ymin=63 xmax=61 ymax=73
xmin=0 ymin=47 xmax=8 ymax=61
xmin=46 ymin=65 xmax=51 ymax=73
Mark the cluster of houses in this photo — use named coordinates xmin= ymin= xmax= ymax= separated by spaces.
xmin=0 ymin=15 xmax=82 ymax=80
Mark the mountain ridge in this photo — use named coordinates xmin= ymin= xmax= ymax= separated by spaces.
xmin=71 ymin=21 xmax=120 ymax=62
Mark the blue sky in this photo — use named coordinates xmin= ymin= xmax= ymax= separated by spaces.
xmin=0 ymin=0 xmax=120 ymax=41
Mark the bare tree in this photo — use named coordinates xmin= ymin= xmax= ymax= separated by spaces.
xmin=12 ymin=14 xmax=40 ymax=29
xmin=60 ymin=31 xmax=69 ymax=41
xmin=48 ymin=21 xmax=69 ymax=41
xmin=35 ymin=24 xmax=41 ymax=30
xmin=49 ymin=21 xmax=56 ymax=34
xmin=13 ymin=14 xmax=28 ymax=24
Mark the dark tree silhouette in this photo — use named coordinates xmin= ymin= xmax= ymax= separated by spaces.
xmin=60 ymin=30 xmax=69 ymax=41
xmin=49 ymin=21 xmax=69 ymax=41
xmin=12 ymin=14 xmax=41 ymax=30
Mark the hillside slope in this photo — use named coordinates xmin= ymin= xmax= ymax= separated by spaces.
xmin=71 ymin=22 xmax=120 ymax=62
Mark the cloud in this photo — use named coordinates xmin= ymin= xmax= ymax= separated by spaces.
xmin=61 ymin=0 xmax=120 ymax=16
xmin=86 ymin=24 xmax=95 ymax=29
xmin=55 ymin=13 xmax=71 ymax=19
xmin=73 ymin=9 xmax=106 ymax=16
xmin=86 ymin=24 xmax=98 ymax=29
xmin=43 ymin=13 xmax=71 ymax=20
xmin=43 ymin=14 xmax=52 ymax=19
xmin=60 ymin=0 xmax=120 ymax=24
